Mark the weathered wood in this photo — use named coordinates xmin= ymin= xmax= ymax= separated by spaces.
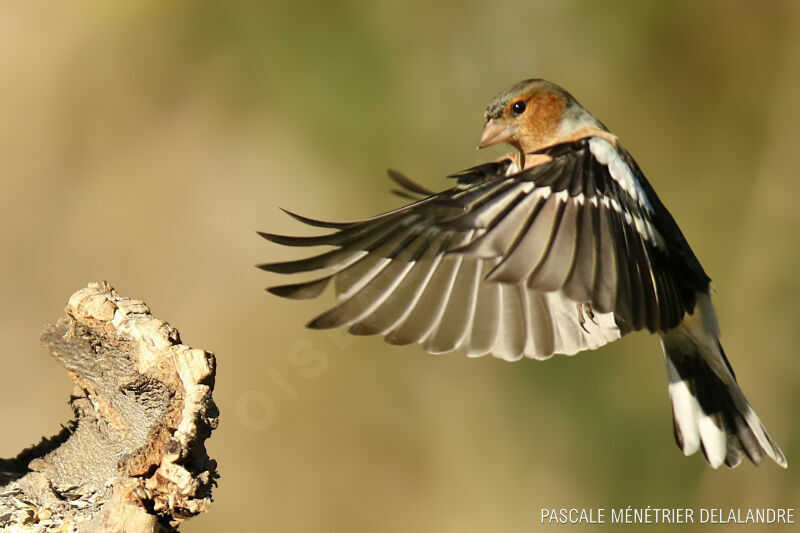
xmin=0 ymin=282 xmax=218 ymax=532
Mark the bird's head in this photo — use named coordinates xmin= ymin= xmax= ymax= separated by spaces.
xmin=479 ymin=79 xmax=604 ymax=154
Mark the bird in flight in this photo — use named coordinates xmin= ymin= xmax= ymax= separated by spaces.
xmin=260 ymin=79 xmax=786 ymax=469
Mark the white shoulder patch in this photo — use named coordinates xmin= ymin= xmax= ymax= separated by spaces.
xmin=588 ymin=137 xmax=653 ymax=213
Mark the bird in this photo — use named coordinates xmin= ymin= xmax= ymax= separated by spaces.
xmin=259 ymin=78 xmax=786 ymax=469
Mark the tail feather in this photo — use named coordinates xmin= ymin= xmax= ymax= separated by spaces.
xmin=660 ymin=294 xmax=786 ymax=469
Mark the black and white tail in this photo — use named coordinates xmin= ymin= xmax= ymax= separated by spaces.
xmin=660 ymin=293 xmax=786 ymax=468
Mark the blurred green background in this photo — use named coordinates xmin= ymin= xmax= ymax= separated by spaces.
xmin=1 ymin=1 xmax=798 ymax=531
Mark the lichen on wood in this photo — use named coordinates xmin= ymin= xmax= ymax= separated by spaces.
xmin=0 ymin=282 xmax=218 ymax=532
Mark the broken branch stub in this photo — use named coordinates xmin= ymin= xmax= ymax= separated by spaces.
xmin=0 ymin=282 xmax=218 ymax=532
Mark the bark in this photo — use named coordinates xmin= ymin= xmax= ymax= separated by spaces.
xmin=0 ymin=282 xmax=218 ymax=532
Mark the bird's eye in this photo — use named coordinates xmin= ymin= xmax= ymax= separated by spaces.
xmin=511 ymin=101 xmax=526 ymax=115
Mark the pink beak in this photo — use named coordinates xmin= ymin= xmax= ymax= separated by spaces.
xmin=478 ymin=119 xmax=513 ymax=149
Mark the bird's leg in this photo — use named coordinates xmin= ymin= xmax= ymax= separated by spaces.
xmin=576 ymin=302 xmax=598 ymax=333
xmin=522 ymin=153 xmax=554 ymax=170
xmin=497 ymin=151 xmax=552 ymax=174
xmin=496 ymin=152 xmax=522 ymax=174
xmin=584 ymin=302 xmax=598 ymax=325
xmin=577 ymin=303 xmax=589 ymax=333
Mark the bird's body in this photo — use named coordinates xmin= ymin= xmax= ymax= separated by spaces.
xmin=261 ymin=79 xmax=786 ymax=468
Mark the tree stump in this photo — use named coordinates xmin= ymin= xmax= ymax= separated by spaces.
xmin=0 ymin=282 xmax=218 ymax=532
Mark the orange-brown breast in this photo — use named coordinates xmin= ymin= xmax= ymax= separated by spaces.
xmin=496 ymin=151 xmax=553 ymax=171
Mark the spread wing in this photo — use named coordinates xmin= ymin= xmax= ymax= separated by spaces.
xmin=260 ymin=136 xmax=710 ymax=361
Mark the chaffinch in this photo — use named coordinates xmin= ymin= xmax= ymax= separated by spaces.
xmin=260 ymin=78 xmax=786 ymax=469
